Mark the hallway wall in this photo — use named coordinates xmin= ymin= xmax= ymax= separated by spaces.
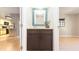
xmin=59 ymin=14 xmax=79 ymax=37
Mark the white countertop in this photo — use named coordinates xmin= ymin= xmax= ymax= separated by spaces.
xmin=27 ymin=28 xmax=53 ymax=29
xmin=27 ymin=27 xmax=53 ymax=29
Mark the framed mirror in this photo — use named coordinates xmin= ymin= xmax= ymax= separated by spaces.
xmin=32 ymin=8 xmax=48 ymax=26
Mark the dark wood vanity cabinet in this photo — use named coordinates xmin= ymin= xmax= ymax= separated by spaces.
xmin=27 ymin=29 xmax=53 ymax=51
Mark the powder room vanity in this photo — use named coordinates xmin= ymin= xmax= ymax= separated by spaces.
xmin=27 ymin=29 xmax=53 ymax=51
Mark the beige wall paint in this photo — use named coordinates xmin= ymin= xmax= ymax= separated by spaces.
xmin=76 ymin=15 xmax=79 ymax=36
xmin=59 ymin=14 xmax=79 ymax=37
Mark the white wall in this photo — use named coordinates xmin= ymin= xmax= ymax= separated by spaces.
xmin=59 ymin=14 xmax=79 ymax=37
xmin=52 ymin=8 xmax=59 ymax=51
xmin=21 ymin=7 xmax=59 ymax=51
xmin=27 ymin=8 xmax=54 ymax=29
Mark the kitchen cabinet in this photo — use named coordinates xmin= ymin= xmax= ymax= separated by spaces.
xmin=27 ymin=29 xmax=53 ymax=51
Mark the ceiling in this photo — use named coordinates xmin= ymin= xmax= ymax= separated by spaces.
xmin=59 ymin=7 xmax=79 ymax=18
xmin=0 ymin=7 xmax=19 ymax=17
xmin=59 ymin=7 xmax=79 ymax=15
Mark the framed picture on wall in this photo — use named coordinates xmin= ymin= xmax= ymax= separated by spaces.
xmin=32 ymin=8 xmax=48 ymax=26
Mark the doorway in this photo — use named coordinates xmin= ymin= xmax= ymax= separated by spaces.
xmin=0 ymin=7 xmax=21 ymax=51
xmin=59 ymin=7 xmax=79 ymax=51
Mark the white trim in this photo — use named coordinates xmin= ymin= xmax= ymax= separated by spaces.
xmin=53 ymin=8 xmax=59 ymax=51
xmin=21 ymin=7 xmax=27 ymax=51
xmin=60 ymin=35 xmax=79 ymax=37
xmin=19 ymin=7 xmax=22 ymax=50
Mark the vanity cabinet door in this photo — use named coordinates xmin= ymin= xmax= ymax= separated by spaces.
xmin=39 ymin=29 xmax=53 ymax=50
xmin=27 ymin=29 xmax=40 ymax=50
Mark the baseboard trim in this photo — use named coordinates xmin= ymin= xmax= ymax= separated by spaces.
xmin=60 ymin=35 xmax=79 ymax=37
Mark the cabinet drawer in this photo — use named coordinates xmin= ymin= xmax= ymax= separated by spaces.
xmin=27 ymin=29 xmax=40 ymax=33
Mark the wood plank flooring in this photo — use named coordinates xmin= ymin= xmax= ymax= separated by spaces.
xmin=60 ymin=37 xmax=79 ymax=51
xmin=0 ymin=34 xmax=20 ymax=51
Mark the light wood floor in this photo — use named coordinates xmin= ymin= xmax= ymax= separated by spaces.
xmin=0 ymin=34 xmax=20 ymax=51
xmin=60 ymin=37 xmax=79 ymax=51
